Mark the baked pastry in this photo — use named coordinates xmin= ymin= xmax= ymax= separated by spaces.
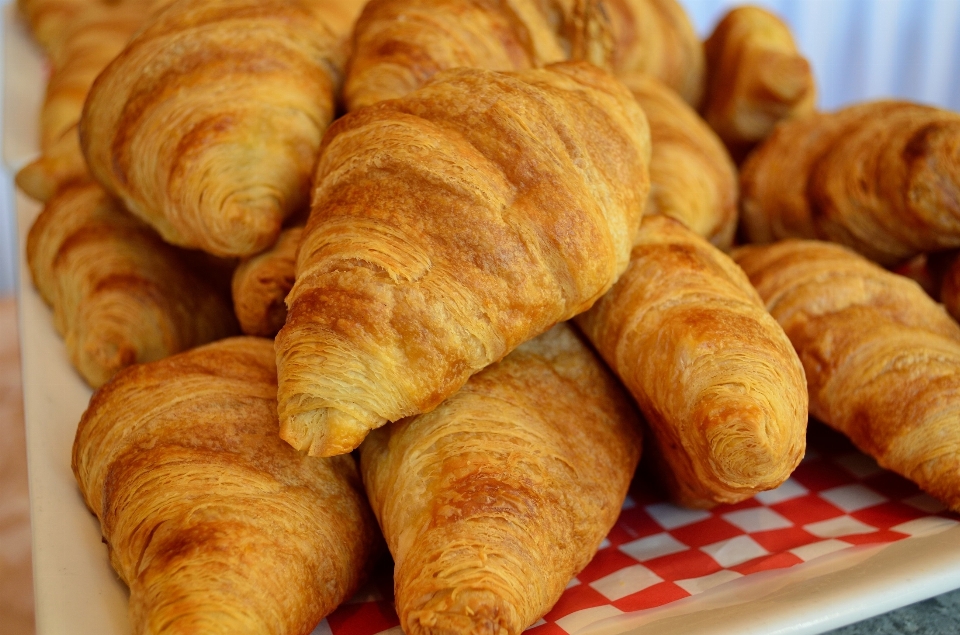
xmin=232 ymin=225 xmax=302 ymax=337
xmin=702 ymin=6 xmax=816 ymax=161
xmin=80 ymin=0 xmax=353 ymax=257
xmin=16 ymin=1 xmax=149 ymax=202
xmin=360 ymin=324 xmax=642 ymax=635
xmin=26 ymin=182 xmax=237 ymax=387
xmin=18 ymin=0 xmax=95 ymax=53
xmin=620 ymin=72 xmax=737 ymax=249
xmin=740 ymin=101 xmax=960 ymax=266
xmin=734 ymin=240 xmax=960 ymax=511
xmin=72 ymin=337 xmax=382 ymax=634
xmin=575 ymin=215 xmax=807 ymax=507
xmin=604 ymin=0 xmax=705 ymax=107
xmin=343 ymin=0 xmax=611 ymax=111
xmin=278 ymin=62 xmax=651 ymax=456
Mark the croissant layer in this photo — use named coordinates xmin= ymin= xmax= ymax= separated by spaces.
xmin=576 ymin=216 xmax=807 ymax=507
xmin=72 ymin=337 xmax=382 ymax=635
xmin=734 ymin=240 xmax=960 ymax=511
xmin=277 ymin=62 xmax=650 ymax=456
xmin=360 ymin=324 xmax=642 ymax=635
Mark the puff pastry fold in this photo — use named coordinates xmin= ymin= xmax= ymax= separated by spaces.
xmin=360 ymin=324 xmax=642 ymax=635
xmin=80 ymin=0 xmax=350 ymax=257
xmin=72 ymin=337 xmax=382 ymax=634
xmin=576 ymin=216 xmax=807 ymax=507
xmin=734 ymin=240 xmax=960 ymax=511
xmin=26 ymin=183 xmax=237 ymax=387
xmin=278 ymin=63 xmax=651 ymax=456
xmin=232 ymin=226 xmax=303 ymax=337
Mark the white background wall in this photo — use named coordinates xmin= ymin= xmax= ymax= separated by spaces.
xmin=0 ymin=0 xmax=959 ymax=296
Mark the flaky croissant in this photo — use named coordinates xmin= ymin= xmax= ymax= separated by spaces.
xmin=620 ymin=72 xmax=737 ymax=249
xmin=278 ymin=63 xmax=651 ymax=456
xmin=16 ymin=1 xmax=149 ymax=202
xmin=702 ymin=6 xmax=816 ymax=161
xmin=80 ymin=0 xmax=351 ymax=257
xmin=740 ymin=101 xmax=960 ymax=266
xmin=734 ymin=240 xmax=960 ymax=511
xmin=343 ymin=0 xmax=611 ymax=111
xmin=26 ymin=182 xmax=237 ymax=387
xmin=360 ymin=324 xmax=642 ymax=635
xmin=604 ymin=0 xmax=705 ymax=107
xmin=575 ymin=215 xmax=807 ymax=508
xmin=232 ymin=225 xmax=302 ymax=337
xmin=72 ymin=337 xmax=382 ymax=634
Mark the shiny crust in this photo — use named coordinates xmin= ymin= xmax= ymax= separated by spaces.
xmin=277 ymin=63 xmax=651 ymax=456
xmin=576 ymin=216 xmax=807 ymax=507
xmin=620 ymin=72 xmax=737 ymax=250
xmin=232 ymin=226 xmax=303 ymax=337
xmin=72 ymin=337 xmax=382 ymax=634
xmin=702 ymin=6 xmax=815 ymax=160
xmin=80 ymin=0 xmax=349 ymax=257
xmin=360 ymin=324 xmax=642 ymax=635
xmin=342 ymin=0 xmax=612 ymax=112
xmin=26 ymin=183 xmax=237 ymax=387
xmin=604 ymin=0 xmax=704 ymax=107
xmin=734 ymin=240 xmax=960 ymax=511
xmin=740 ymin=101 xmax=960 ymax=265
xmin=16 ymin=2 xmax=149 ymax=202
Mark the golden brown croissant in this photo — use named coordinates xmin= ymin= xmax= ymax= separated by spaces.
xmin=343 ymin=0 xmax=612 ymax=111
xmin=72 ymin=337 xmax=382 ymax=634
xmin=80 ymin=0 xmax=351 ymax=257
xmin=702 ymin=6 xmax=816 ymax=161
xmin=16 ymin=1 xmax=149 ymax=202
xmin=26 ymin=182 xmax=237 ymax=387
xmin=575 ymin=215 xmax=807 ymax=508
xmin=278 ymin=62 xmax=651 ymax=456
xmin=232 ymin=225 xmax=302 ymax=337
xmin=18 ymin=0 xmax=94 ymax=54
xmin=603 ymin=0 xmax=705 ymax=107
xmin=740 ymin=101 xmax=960 ymax=266
xmin=620 ymin=72 xmax=737 ymax=249
xmin=360 ymin=324 xmax=642 ymax=635
xmin=734 ymin=240 xmax=960 ymax=511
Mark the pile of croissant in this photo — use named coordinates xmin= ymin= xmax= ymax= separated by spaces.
xmin=17 ymin=0 xmax=960 ymax=632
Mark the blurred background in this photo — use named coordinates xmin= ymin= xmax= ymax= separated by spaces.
xmin=0 ymin=1 xmax=959 ymax=635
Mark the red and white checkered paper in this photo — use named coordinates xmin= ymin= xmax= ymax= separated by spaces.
xmin=315 ymin=422 xmax=960 ymax=635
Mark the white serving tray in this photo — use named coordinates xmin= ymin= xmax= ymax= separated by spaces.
xmin=6 ymin=3 xmax=960 ymax=634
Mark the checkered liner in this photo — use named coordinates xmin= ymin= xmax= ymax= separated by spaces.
xmin=314 ymin=422 xmax=960 ymax=635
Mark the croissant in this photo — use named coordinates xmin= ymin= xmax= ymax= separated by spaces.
xmin=604 ymin=0 xmax=705 ymax=107
xmin=80 ymin=0 xmax=351 ymax=257
xmin=26 ymin=182 xmax=237 ymax=387
xmin=740 ymin=101 xmax=960 ymax=266
xmin=620 ymin=72 xmax=737 ymax=249
xmin=18 ymin=0 xmax=95 ymax=54
xmin=702 ymin=6 xmax=816 ymax=161
xmin=278 ymin=63 xmax=651 ymax=456
xmin=575 ymin=215 xmax=807 ymax=508
xmin=72 ymin=337 xmax=382 ymax=634
xmin=734 ymin=240 xmax=960 ymax=511
xmin=929 ymin=251 xmax=960 ymax=323
xmin=360 ymin=324 xmax=643 ymax=635
xmin=343 ymin=0 xmax=611 ymax=111
xmin=16 ymin=2 xmax=149 ymax=202
xmin=232 ymin=225 xmax=302 ymax=337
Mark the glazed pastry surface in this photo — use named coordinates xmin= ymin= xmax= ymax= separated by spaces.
xmin=740 ymin=101 xmax=960 ymax=265
xmin=343 ymin=0 xmax=611 ymax=111
xmin=702 ymin=5 xmax=815 ymax=161
xmin=278 ymin=62 xmax=651 ymax=456
xmin=232 ymin=225 xmax=303 ymax=337
xmin=80 ymin=0 xmax=350 ymax=257
xmin=576 ymin=216 xmax=807 ymax=507
xmin=72 ymin=337 xmax=382 ymax=635
xmin=360 ymin=324 xmax=642 ymax=635
xmin=621 ymin=72 xmax=737 ymax=249
xmin=26 ymin=183 xmax=237 ymax=387
xmin=735 ymin=240 xmax=960 ymax=511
